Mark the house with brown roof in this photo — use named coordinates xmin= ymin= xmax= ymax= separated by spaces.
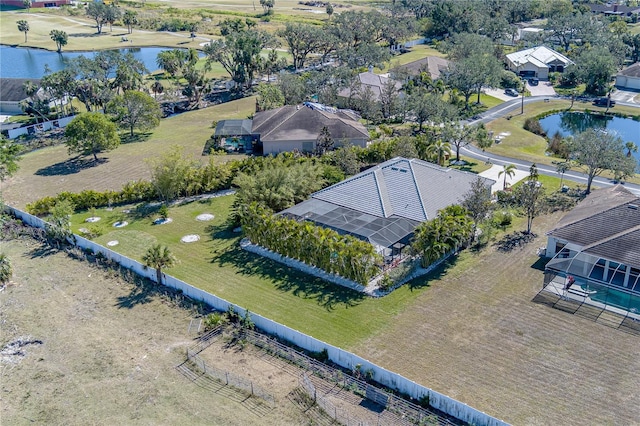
xmin=251 ymin=103 xmax=369 ymax=155
xmin=390 ymin=56 xmax=451 ymax=82
xmin=544 ymin=185 xmax=640 ymax=302
xmin=615 ymin=63 xmax=640 ymax=91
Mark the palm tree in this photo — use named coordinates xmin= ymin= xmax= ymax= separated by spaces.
xmin=555 ymin=161 xmax=571 ymax=189
xmin=427 ymin=140 xmax=451 ymax=167
xmin=142 ymin=244 xmax=176 ymax=286
xmin=498 ymin=164 xmax=517 ymax=190
xmin=625 ymin=141 xmax=638 ymax=158
xmin=0 ymin=253 xmax=13 ymax=284
xmin=23 ymin=0 xmax=31 ymax=13
xmin=50 ymin=29 xmax=68 ymax=53
xmin=17 ymin=20 xmax=29 ymax=43
xmin=151 ymin=81 xmax=164 ymax=99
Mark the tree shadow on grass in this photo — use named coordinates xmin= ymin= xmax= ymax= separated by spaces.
xmin=26 ymin=243 xmax=59 ymax=259
xmin=212 ymin=247 xmax=365 ymax=311
xmin=35 ymin=156 xmax=107 ymax=176
xmin=115 ymin=282 xmax=154 ymax=309
xmin=406 ymin=256 xmax=458 ymax=291
xmin=120 ymin=132 xmax=152 ymax=144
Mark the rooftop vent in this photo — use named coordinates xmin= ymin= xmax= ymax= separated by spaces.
xmin=628 ymin=204 xmax=638 ymax=210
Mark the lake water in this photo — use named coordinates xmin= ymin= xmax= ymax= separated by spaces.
xmin=0 ymin=45 xmax=179 ymax=79
xmin=540 ymin=111 xmax=640 ymax=161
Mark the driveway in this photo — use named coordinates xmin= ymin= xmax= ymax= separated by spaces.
xmin=526 ymin=80 xmax=556 ymax=97
xmin=611 ymin=88 xmax=640 ymax=104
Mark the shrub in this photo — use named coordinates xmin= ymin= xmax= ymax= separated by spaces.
xmin=523 ymin=118 xmax=546 ymax=137
xmin=493 ymin=210 xmax=513 ymax=229
xmin=203 ymin=312 xmax=227 ymax=331
xmin=547 ymin=131 xmax=570 ymax=159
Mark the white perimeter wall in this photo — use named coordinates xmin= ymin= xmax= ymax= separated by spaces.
xmin=8 ymin=206 xmax=510 ymax=426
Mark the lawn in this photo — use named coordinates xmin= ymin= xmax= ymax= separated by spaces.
xmin=1 ymin=10 xmax=209 ymax=51
xmin=68 ymin=195 xmax=435 ymax=349
xmin=378 ymin=44 xmax=447 ymax=73
xmin=2 ymin=96 xmax=256 ymax=209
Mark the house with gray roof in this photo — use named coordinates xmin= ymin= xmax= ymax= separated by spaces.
xmin=251 ymin=103 xmax=369 ymax=155
xmin=280 ymin=157 xmax=494 ymax=256
xmin=545 ymin=185 xmax=640 ymax=297
xmin=0 ymin=78 xmax=41 ymax=114
xmin=615 ymin=62 xmax=640 ymax=91
xmin=506 ymin=46 xmax=574 ymax=79
xmin=209 ymin=119 xmax=257 ymax=153
xmin=337 ymin=71 xmax=402 ymax=107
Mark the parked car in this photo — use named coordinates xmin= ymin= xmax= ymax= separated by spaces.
xmin=593 ymin=98 xmax=615 ymax=107
xmin=505 ymin=88 xmax=520 ymax=97
xmin=528 ymin=77 xmax=539 ymax=86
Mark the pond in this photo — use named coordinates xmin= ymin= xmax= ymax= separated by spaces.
xmin=0 ymin=45 xmax=190 ymax=79
xmin=540 ymin=111 xmax=640 ymax=153
xmin=539 ymin=111 xmax=640 ymax=161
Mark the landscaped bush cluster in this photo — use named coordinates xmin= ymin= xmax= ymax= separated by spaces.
xmin=26 ymin=181 xmax=156 ymax=216
xmin=411 ymin=205 xmax=474 ymax=267
xmin=240 ymin=203 xmax=382 ymax=285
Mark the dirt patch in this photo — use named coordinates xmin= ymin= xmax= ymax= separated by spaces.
xmin=0 ymin=239 xmax=312 ymax=425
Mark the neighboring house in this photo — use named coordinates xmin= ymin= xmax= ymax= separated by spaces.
xmin=251 ymin=103 xmax=369 ymax=155
xmin=0 ymin=0 xmax=71 ymax=6
xmin=588 ymin=3 xmax=640 ymax=17
xmin=615 ymin=63 xmax=640 ymax=91
xmin=545 ymin=185 xmax=640 ymax=296
xmin=209 ymin=119 xmax=257 ymax=153
xmin=337 ymin=71 xmax=402 ymax=106
xmin=280 ymin=157 xmax=494 ymax=257
xmin=390 ymin=56 xmax=451 ymax=81
xmin=506 ymin=46 xmax=574 ymax=79
xmin=0 ymin=78 xmax=40 ymax=114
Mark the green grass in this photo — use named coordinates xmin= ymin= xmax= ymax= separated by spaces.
xmin=69 ymin=195 xmax=432 ymax=348
xmin=2 ymin=97 xmax=256 ymax=209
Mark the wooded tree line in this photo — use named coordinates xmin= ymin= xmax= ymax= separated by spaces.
xmin=240 ymin=202 xmax=382 ymax=285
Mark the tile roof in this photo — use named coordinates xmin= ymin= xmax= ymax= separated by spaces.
xmin=251 ymin=104 xmax=368 ymax=143
xmin=281 ymin=157 xmax=494 ymax=248
xmin=547 ymin=185 xmax=640 ymax=268
xmin=506 ymin=46 xmax=574 ymax=68
xmin=618 ymin=62 xmax=640 ymax=78
xmin=0 ymin=78 xmax=41 ymax=103
xmin=391 ymin=56 xmax=451 ymax=80
xmin=313 ymin=157 xmax=494 ymax=222
xmin=337 ymin=72 xmax=402 ymax=102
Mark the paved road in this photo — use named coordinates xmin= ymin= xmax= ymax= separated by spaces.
xmin=461 ymin=96 xmax=640 ymax=196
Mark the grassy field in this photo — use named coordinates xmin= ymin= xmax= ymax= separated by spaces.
xmin=1 ymin=96 xmax=256 ymax=209
xmin=350 ymin=212 xmax=640 ymax=425
xmin=1 ymin=10 xmax=209 ymax=51
xmin=0 ymin=238 xmax=312 ymax=425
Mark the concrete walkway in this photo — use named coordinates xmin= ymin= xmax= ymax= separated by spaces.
xmin=479 ymin=164 xmax=530 ymax=193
